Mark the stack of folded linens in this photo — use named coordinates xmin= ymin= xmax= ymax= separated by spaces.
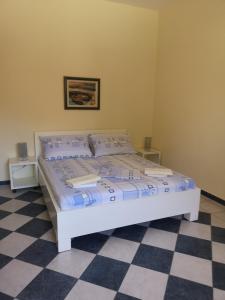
xmin=66 ymin=174 xmax=101 ymax=188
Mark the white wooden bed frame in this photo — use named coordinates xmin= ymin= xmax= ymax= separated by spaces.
xmin=35 ymin=129 xmax=200 ymax=252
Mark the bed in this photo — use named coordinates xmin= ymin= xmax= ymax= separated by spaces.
xmin=35 ymin=130 xmax=200 ymax=252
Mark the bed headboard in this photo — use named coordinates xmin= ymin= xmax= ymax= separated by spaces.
xmin=34 ymin=129 xmax=128 ymax=159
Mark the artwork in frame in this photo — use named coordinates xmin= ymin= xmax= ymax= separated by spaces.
xmin=64 ymin=76 xmax=100 ymax=110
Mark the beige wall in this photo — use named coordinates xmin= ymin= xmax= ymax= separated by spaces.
xmin=153 ymin=0 xmax=225 ymax=199
xmin=0 ymin=0 xmax=158 ymax=180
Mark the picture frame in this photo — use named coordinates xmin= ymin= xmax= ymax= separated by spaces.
xmin=64 ymin=76 xmax=100 ymax=110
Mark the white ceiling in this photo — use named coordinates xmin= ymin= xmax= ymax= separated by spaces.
xmin=108 ymin=0 xmax=171 ymax=10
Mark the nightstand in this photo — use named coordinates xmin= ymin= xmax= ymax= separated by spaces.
xmin=137 ymin=148 xmax=161 ymax=164
xmin=9 ymin=156 xmax=39 ymax=192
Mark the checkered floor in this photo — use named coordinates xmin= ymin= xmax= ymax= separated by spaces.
xmin=0 ymin=186 xmax=225 ymax=300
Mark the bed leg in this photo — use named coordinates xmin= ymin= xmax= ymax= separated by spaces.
xmin=57 ymin=237 xmax=71 ymax=252
xmin=184 ymin=211 xmax=199 ymax=222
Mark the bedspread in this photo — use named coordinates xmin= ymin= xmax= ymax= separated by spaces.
xmin=39 ymin=154 xmax=195 ymax=210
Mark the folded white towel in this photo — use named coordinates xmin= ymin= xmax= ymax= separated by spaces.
xmin=144 ymin=167 xmax=173 ymax=177
xmin=73 ymin=183 xmax=97 ymax=188
xmin=66 ymin=174 xmax=101 ymax=188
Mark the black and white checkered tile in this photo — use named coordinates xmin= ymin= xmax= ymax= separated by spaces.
xmin=0 ymin=186 xmax=225 ymax=300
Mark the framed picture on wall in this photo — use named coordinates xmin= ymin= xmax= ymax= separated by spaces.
xmin=64 ymin=76 xmax=100 ymax=110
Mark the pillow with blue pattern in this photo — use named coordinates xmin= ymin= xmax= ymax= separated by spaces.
xmin=89 ymin=133 xmax=136 ymax=157
xmin=40 ymin=135 xmax=92 ymax=160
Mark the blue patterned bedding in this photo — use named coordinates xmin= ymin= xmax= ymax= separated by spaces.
xmin=39 ymin=154 xmax=196 ymax=211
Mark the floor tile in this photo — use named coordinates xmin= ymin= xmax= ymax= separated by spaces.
xmin=138 ymin=221 xmax=150 ymax=227
xmin=99 ymin=236 xmax=139 ymax=263
xmin=18 ymin=268 xmax=76 ymax=300
xmin=172 ymin=214 xmax=183 ymax=220
xmin=119 ymin=264 xmax=168 ymax=300
xmin=113 ymin=225 xmax=147 ymax=242
xmin=33 ymin=197 xmax=45 ymax=205
xmin=179 ymin=220 xmax=211 ymax=240
xmin=16 ymin=218 xmax=52 ymax=238
xmin=47 ymin=248 xmax=95 ymax=278
xmin=100 ymin=229 xmax=115 ymax=236
xmin=212 ymin=226 xmax=225 ymax=244
xmin=36 ymin=210 xmax=50 ymax=221
xmin=115 ymin=293 xmax=140 ymax=300
xmin=142 ymin=227 xmax=177 ymax=251
xmin=0 ymin=259 xmax=42 ymax=297
xmin=150 ymin=217 xmax=181 ymax=233
xmin=0 ymin=228 xmax=11 ymax=240
xmin=0 ymin=232 xmax=36 ymax=257
xmin=0 ymin=196 xmax=11 ymax=205
xmin=194 ymin=211 xmax=211 ymax=225
xmin=211 ymin=215 xmax=225 ymax=229
xmin=0 ymin=199 xmax=29 ymax=213
xmin=71 ymin=233 xmax=108 ymax=254
xmin=0 ymin=253 xmax=12 ymax=269
xmin=213 ymin=211 xmax=225 ymax=221
xmin=175 ymin=234 xmax=212 ymax=260
xmin=0 ymin=292 xmax=13 ymax=300
xmin=212 ymin=261 xmax=225 ymax=290
xmin=40 ymin=228 xmax=56 ymax=242
xmin=164 ymin=275 xmax=213 ymax=300
xmin=65 ymin=280 xmax=116 ymax=300
xmin=200 ymin=199 xmax=225 ymax=214
xmin=214 ymin=288 xmax=225 ymax=300
xmin=212 ymin=242 xmax=225 ymax=264
xmin=81 ymin=255 xmax=129 ymax=291
xmin=170 ymin=252 xmax=212 ymax=286
xmin=16 ymin=203 xmax=46 ymax=217
xmin=200 ymin=195 xmax=208 ymax=201
xmin=132 ymin=244 xmax=173 ymax=274
xmin=31 ymin=186 xmax=42 ymax=192
xmin=0 ymin=213 xmax=32 ymax=231
xmin=16 ymin=191 xmax=42 ymax=202
xmin=0 ymin=210 xmax=11 ymax=220
xmin=0 ymin=186 xmax=26 ymax=199
xmin=17 ymin=239 xmax=58 ymax=267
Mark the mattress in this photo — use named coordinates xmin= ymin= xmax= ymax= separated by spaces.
xmin=39 ymin=154 xmax=196 ymax=211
